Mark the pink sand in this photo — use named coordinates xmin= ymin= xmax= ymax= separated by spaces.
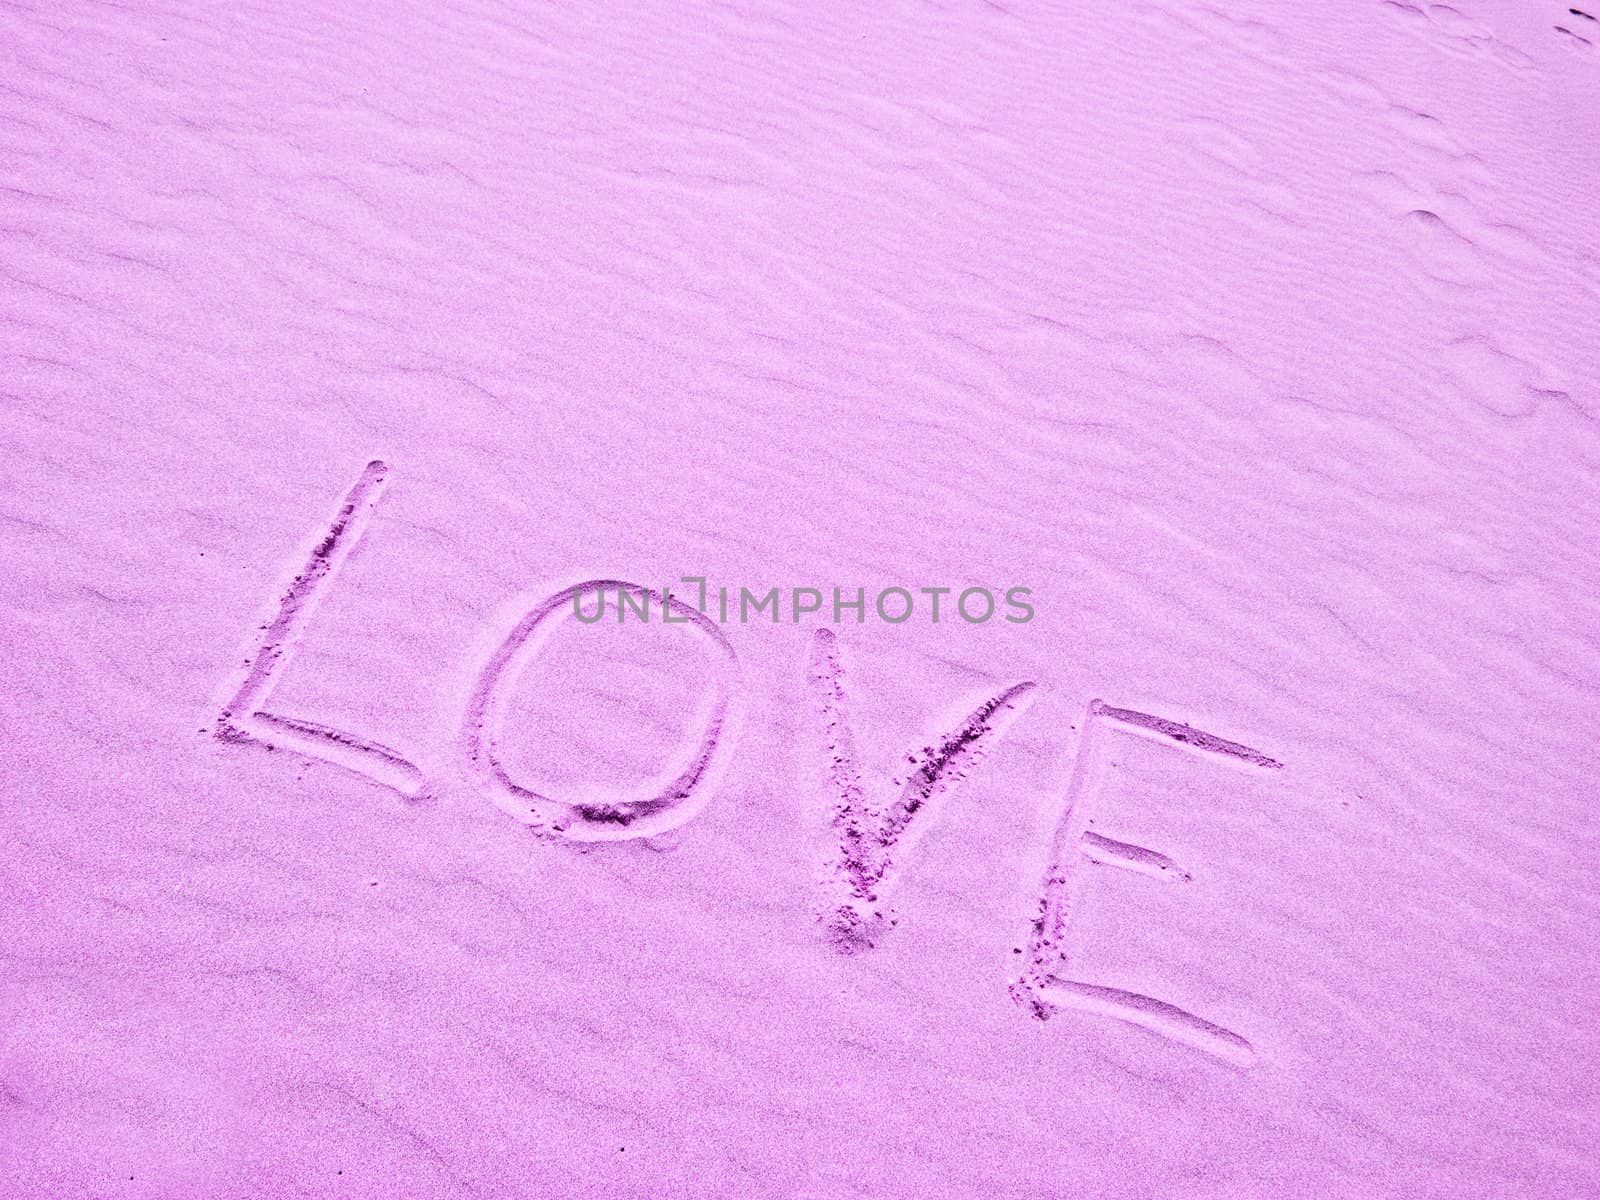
xmin=3 ymin=1 xmax=1599 ymax=1196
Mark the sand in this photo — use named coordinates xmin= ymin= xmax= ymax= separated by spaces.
xmin=2 ymin=1 xmax=1598 ymax=1196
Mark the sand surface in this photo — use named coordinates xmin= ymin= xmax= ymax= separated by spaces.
xmin=3 ymin=2 xmax=1599 ymax=1196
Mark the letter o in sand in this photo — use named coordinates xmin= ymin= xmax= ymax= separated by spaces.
xmin=463 ymin=580 xmax=742 ymax=842
xmin=958 ymin=586 xmax=995 ymax=623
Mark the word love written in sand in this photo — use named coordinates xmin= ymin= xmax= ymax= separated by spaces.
xmin=213 ymin=461 xmax=1283 ymax=1067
